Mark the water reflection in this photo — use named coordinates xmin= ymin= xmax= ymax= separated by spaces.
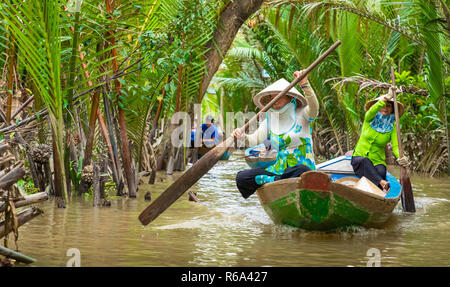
xmin=13 ymin=150 xmax=450 ymax=266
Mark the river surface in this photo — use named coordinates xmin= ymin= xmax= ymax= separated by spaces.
xmin=13 ymin=150 xmax=450 ymax=266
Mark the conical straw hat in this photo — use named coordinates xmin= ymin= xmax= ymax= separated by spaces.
xmin=253 ymin=78 xmax=307 ymax=109
xmin=365 ymin=95 xmax=405 ymax=118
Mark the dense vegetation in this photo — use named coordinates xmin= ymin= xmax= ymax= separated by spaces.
xmin=0 ymin=0 xmax=448 ymax=208
xmin=213 ymin=0 xmax=449 ymax=176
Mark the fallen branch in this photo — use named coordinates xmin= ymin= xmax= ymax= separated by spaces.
xmin=0 ymin=109 xmax=48 ymax=135
xmin=0 ymin=143 xmax=10 ymax=154
xmin=0 ymin=192 xmax=48 ymax=213
xmin=0 ymin=156 xmax=15 ymax=167
xmin=325 ymin=75 xmax=429 ymax=97
xmin=0 ymin=165 xmax=25 ymax=190
xmin=0 ymin=245 xmax=36 ymax=264
xmin=0 ymin=158 xmax=22 ymax=179
xmin=0 ymin=207 xmax=43 ymax=238
xmin=11 ymin=95 xmax=34 ymax=121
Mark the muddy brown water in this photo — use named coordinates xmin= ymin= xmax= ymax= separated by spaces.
xmin=12 ymin=150 xmax=450 ymax=266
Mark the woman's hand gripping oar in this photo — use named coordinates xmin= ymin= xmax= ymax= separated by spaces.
xmin=138 ymin=41 xmax=341 ymax=226
xmin=391 ymin=66 xmax=416 ymax=212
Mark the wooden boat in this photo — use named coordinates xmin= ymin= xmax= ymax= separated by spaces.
xmin=245 ymin=144 xmax=277 ymax=169
xmin=220 ymin=150 xmax=231 ymax=160
xmin=255 ymin=155 xmax=402 ymax=230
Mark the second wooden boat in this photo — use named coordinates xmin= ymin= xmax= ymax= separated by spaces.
xmin=245 ymin=144 xmax=277 ymax=169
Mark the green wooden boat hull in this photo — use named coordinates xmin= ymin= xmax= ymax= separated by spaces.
xmin=260 ymin=187 xmax=392 ymax=230
xmin=256 ymin=156 xmax=401 ymax=231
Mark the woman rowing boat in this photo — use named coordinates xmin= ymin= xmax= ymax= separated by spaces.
xmin=351 ymin=88 xmax=410 ymax=192
xmin=232 ymin=70 xmax=319 ymax=199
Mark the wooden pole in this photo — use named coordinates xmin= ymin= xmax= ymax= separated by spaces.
xmin=138 ymin=41 xmax=341 ymax=226
xmin=0 ymin=245 xmax=36 ymax=264
xmin=391 ymin=66 xmax=415 ymax=212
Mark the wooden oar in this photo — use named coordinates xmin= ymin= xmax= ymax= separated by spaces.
xmin=391 ymin=66 xmax=416 ymax=212
xmin=138 ymin=41 xmax=342 ymax=226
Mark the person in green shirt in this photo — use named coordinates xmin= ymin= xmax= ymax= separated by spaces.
xmin=351 ymin=88 xmax=409 ymax=192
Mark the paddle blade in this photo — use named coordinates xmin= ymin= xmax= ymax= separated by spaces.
xmin=138 ymin=139 xmax=233 ymax=226
xmin=400 ymin=167 xmax=416 ymax=212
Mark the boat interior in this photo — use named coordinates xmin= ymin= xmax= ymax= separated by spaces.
xmin=317 ymin=155 xmax=402 ymax=199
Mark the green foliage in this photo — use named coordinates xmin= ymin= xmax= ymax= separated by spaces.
xmin=15 ymin=177 xmax=39 ymax=195
xmin=69 ymin=156 xmax=84 ymax=192
xmin=104 ymin=181 xmax=116 ymax=199
xmin=216 ymin=0 xmax=448 ymax=173
xmin=120 ymin=0 xmax=228 ymax=170
xmin=1 ymin=0 xmax=447 ymax=178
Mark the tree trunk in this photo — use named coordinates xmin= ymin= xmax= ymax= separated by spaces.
xmin=106 ymin=0 xmax=137 ymax=198
xmin=148 ymin=143 xmax=157 ymax=185
xmin=92 ymin=164 xmax=101 ymax=207
xmin=149 ymin=79 xmax=169 ymax=184
xmin=100 ymin=159 xmax=108 ymax=206
xmin=199 ymin=0 xmax=265 ymax=100
xmin=82 ymin=88 xmax=100 ymax=168
xmin=103 ymin=93 xmax=124 ymax=196
xmin=44 ymin=161 xmax=54 ymax=196
xmin=78 ymin=89 xmax=101 ymax=194
xmin=52 ymin=131 xmax=66 ymax=208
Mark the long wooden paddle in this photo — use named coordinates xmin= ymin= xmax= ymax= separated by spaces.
xmin=391 ymin=66 xmax=416 ymax=212
xmin=138 ymin=41 xmax=342 ymax=226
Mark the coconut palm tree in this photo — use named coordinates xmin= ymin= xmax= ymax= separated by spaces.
xmin=0 ymin=0 xmax=70 ymax=203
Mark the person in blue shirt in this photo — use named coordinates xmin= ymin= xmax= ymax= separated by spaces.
xmin=213 ymin=120 xmax=224 ymax=144
xmin=201 ymin=115 xmax=216 ymax=147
